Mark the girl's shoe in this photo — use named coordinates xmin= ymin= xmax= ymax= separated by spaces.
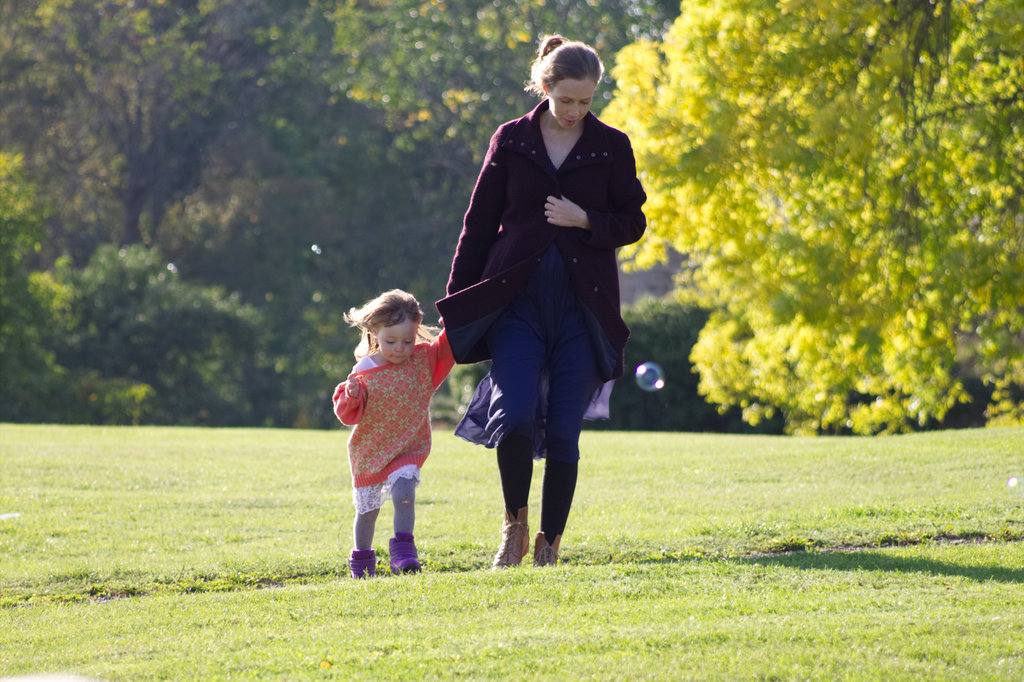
xmin=492 ymin=506 xmax=529 ymax=569
xmin=349 ymin=548 xmax=376 ymax=579
xmin=389 ymin=532 xmax=421 ymax=574
xmin=533 ymin=531 xmax=561 ymax=567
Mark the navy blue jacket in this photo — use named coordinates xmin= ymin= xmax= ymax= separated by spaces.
xmin=436 ymin=100 xmax=646 ymax=380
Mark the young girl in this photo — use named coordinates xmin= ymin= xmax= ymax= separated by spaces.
xmin=332 ymin=289 xmax=454 ymax=578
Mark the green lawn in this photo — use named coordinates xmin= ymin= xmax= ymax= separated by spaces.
xmin=2 ymin=424 xmax=1023 ymax=680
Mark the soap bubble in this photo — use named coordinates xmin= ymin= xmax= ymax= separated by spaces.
xmin=310 ymin=244 xmax=322 ymax=255
xmin=635 ymin=361 xmax=665 ymax=392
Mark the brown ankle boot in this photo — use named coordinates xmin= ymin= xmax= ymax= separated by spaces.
xmin=533 ymin=531 xmax=561 ymax=567
xmin=492 ymin=506 xmax=529 ymax=569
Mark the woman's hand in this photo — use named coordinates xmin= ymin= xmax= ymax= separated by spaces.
xmin=544 ymin=195 xmax=590 ymax=230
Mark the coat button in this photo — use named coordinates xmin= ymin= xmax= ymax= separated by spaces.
xmin=572 ymin=257 xmax=579 ymax=263
xmin=575 ymin=155 xmax=581 ymax=160
xmin=501 ymin=278 xmax=507 ymax=284
xmin=593 ymin=286 xmax=599 ymax=292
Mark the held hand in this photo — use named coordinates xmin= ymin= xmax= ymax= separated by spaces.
xmin=544 ymin=195 xmax=590 ymax=230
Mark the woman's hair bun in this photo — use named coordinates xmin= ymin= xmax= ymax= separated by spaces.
xmin=526 ymin=34 xmax=603 ymax=98
xmin=539 ymin=35 xmax=565 ymax=59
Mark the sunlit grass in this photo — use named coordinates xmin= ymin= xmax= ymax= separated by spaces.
xmin=2 ymin=424 xmax=1023 ymax=679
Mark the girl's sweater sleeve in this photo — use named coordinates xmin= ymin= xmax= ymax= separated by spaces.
xmin=332 ymin=377 xmax=366 ymax=426
xmin=429 ymin=329 xmax=456 ymax=389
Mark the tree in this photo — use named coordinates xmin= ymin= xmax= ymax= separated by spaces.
xmin=0 ymin=0 xmax=684 ymax=427
xmin=0 ymin=0 xmax=310 ymax=258
xmin=0 ymin=153 xmax=66 ymax=421
xmin=605 ymin=0 xmax=1024 ymax=433
xmin=50 ymin=244 xmax=267 ymax=426
xmin=326 ymin=0 xmax=681 ymax=307
xmin=2 ymin=1 xmax=369 ymax=427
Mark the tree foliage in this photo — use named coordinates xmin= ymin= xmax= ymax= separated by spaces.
xmin=0 ymin=0 xmax=680 ymax=427
xmin=0 ymin=153 xmax=64 ymax=421
xmin=50 ymin=245 xmax=266 ymax=426
xmin=1 ymin=0 xmax=318 ymax=257
xmin=326 ymin=0 xmax=680 ymax=307
xmin=606 ymin=0 xmax=1024 ymax=433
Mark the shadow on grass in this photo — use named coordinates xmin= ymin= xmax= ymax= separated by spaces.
xmin=739 ymin=546 xmax=1024 ymax=584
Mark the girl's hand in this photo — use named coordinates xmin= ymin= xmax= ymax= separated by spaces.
xmin=544 ymin=195 xmax=590 ymax=230
xmin=345 ymin=379 xmax=362 ymax=399
xmin=333 ymin=379 xmax=361 ymax=406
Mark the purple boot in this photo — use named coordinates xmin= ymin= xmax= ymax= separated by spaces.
xmin=389 ymin=532 xmax=421 ymax=574
xmin=349 ymin=548 xmax=376 ymax=579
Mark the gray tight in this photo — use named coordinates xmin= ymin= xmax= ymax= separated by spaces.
xmin=353 ymin=476 xmax=417 ymax=549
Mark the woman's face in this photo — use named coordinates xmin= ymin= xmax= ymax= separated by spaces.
xmin=545 ymin=78 xmax=598 ymax=130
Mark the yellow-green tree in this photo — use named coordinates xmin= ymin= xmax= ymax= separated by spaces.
xmin=0 ymin=153 xmax=63 ymax=421
xmin=605 ymin=0 xmax=1024 ymax=433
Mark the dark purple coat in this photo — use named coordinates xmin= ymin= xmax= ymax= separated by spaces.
xmin=436 ymin=100 xmax=647 ymax=380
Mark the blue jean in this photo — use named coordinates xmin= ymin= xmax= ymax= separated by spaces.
xmin=458 ymin=245 xmax=601 ymax=463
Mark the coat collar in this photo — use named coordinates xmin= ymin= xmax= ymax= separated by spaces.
xmin=502 ymin=100 xmax=615 ymax=173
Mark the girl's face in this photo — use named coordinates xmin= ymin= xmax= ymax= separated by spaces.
xmin=373 ymin=318 xmax=418 ymax=365
xmin=545 ymin=78 xmax=597 ymax=130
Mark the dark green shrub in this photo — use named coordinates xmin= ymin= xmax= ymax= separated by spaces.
xmin=591 ymin=297 xmax=784 ymax=433
xmin=51 ymin=245 xmax=268 ymax=425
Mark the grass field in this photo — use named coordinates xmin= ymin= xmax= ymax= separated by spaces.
xmin=2 ymin=424 xmax=1023 ymax=680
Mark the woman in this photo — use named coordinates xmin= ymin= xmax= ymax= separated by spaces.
xmin=436 ymin=35 xmax=646 ymax=568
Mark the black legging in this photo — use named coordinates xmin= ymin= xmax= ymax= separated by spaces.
xmin=497 ymin=434 xmax=578 ymax=539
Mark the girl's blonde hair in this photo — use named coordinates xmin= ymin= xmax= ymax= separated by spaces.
xmin=525 ymin=35 xmax=604 ymax=98
xmin=344 ymin=289 xmax=438 ymax=359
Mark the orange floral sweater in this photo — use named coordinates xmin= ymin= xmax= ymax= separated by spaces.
xmin=332 ymin=330 xmax=454 ymax=487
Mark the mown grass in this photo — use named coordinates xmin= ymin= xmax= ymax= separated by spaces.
xmin=2 ymin=424 xmax=1023 ymax=680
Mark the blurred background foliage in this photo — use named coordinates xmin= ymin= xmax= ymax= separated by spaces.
xmin=1 ymin=0 xmax=1020 ymax=433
